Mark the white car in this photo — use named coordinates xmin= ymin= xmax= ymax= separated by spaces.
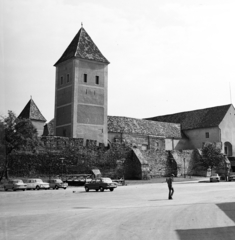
xmin=210 ymin=174 xmax=220 ymax=182
xmin=25 ymin=178 xmax=50 ymax=190
xmin=4 ymin=179 xmax=27 ymax=191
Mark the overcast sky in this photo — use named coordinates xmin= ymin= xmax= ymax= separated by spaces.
xmin=1 ymin=0 xmax=235 ymax=122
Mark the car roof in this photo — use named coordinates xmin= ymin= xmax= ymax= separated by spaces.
xmin=25 ymin=178 xmax=42 ymax=180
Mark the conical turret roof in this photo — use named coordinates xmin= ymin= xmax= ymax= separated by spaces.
xmin=18 ymin=98 xmax=46 ymax=122
xmin=54 ymin=27 xmax=109 ymax=66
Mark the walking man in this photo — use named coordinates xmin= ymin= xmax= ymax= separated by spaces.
xmin=166 ymin=174 xmax=174 ymax=200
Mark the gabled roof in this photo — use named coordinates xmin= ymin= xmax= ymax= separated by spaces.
xmin=18 ymin=98 xmax=46 ymax=122
xmin=145 ymin=104 xmax=232 ymax=130
xmin=54 ymin=27 xmax=109 ymax=66
xmin=108 ymin=116 xmax=181 ymax=138
xmin=43 ymin=116 xmax=182 ymax=138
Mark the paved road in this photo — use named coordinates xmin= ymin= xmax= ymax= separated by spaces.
xmin=1 ymin=181 xmax=235 ymax=240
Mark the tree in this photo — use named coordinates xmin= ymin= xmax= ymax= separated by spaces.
xmin=0 ymin=111 xmax=40 ymax=181
xmin=201 ymin=142 xmax=224 ymax=172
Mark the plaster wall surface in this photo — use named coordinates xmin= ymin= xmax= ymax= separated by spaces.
xmin=219 ymin=105 xmax=235 ymax=155
xmin=184 ymin=127 xmax=220 ymax=149
xmin=73 ymin=59 xmax=108 ymax=144
xmin=54 ymin=60 xmax=74 ymax=137
xmin=54 ymin=59 xmax=108 ymax=144
xmin=31 ymin=120 xmax=45 ymax=136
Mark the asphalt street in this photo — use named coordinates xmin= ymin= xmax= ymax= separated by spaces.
xmin=1 ymin=181 xmax=235 ymax=240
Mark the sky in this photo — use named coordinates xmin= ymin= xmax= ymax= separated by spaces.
xmin=1 ymin=0 xmax=235 ymax=122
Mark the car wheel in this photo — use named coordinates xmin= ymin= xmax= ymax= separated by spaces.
xmin=64 ymin=187 xmax=67 ymax=190
xmin=210 ymin=180 xmax=212 ymax=182
xmin=23 ymin=189 xmax=26 ymax=191
xmin=55 ymin=185 xmax=59 ymax=190
xmin=110 ymin=188 xmax=114 ymax=192
xmin=12 ymin=187 xmax=16 ymax=191
xmin=96 ymin=189 xmax=98 ymax=192
xmin=4 ymin=187 xmax=7 ymax=191
xmin=100 ymin=187 xmax=104 ymax=192
xmin=85 ymin=187 xmax=89 ymax=192
xmin=36 ymin=186 xmax=40 ymax=190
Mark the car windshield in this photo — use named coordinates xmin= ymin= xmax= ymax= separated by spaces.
xmin=55 ymin=179 xmax=63 ymax=183
xmin=13 ymin=180 xmax=22 ymax=183
xmin=102 ymin=178 xmax=112 ymax=183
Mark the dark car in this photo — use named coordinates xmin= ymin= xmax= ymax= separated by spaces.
xmin=229 ymin=172 xmax=235 ymax=181
xmin=48 ymin=179 xmax=68 ymax=189
xmin=84 ymin=178 xmax=117 ymax=192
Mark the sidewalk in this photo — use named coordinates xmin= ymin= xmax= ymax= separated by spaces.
xmin=125 ymin=176 xmax=209 ymax=185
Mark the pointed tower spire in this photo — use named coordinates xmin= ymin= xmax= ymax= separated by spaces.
xmin=54 ymin=27 xmax=109 ymax=66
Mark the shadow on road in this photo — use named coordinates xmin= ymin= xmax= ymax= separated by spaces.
xmin=149 ymin=199 xmax=167 ymax=201
xmin=176 ymin=202 xmax=235 ymax=240
xmin=73 ymin=207 xmax=91 ymax=209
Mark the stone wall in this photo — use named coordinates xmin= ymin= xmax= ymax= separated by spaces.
xmin=7 ymin=137 xmax=133 ymax=179
xmin=6 ymin=136 xmax=209 ymax=180
xmin=108 ymin=133 xmax=165 ymax=151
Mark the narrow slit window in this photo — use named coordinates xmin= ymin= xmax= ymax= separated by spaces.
xmin=60 ymin=76 xmax=64 ymax=85
xmin=205 ymin=132 xmax=209 ymax=138
xmin=67 ymin=74 xmax=69 ymax=83
xmin=84 ymin=74 xmax=87 ymax=83
xmin=96 ymin=76 xmax=99 ymax=84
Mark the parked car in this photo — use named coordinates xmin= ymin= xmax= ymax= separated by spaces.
xmin=84 ymin=178 xmax=117 ymax=192
xmin=48 ymin=179 xmax=68 ymax=189
xmin=210 ymin=173 xmax=220 ymax=182
xmin=4 ymin=179 xmax=27 ymax=191
xmin=25 ymin=178 xmax=50 ymax=190
xmin=229 ymin=172 xmax=235 ymax=181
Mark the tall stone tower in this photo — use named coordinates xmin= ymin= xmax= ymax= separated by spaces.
xmin=54 ymin=26 xmax=109 ymax=145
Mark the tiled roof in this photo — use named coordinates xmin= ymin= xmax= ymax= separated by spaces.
xmin=18 ymin=99 xmax=46 ymax=122
xmin=44 ymin=116 xmax=181 ymax=138
xmin=145 ymin=104 xmax=232 ymax=130
xmin=54 ymin=27 xmax=109 ymax=66
xmin=108 ymin=116 xmax=181 ymax=138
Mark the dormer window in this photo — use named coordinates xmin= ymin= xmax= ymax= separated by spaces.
xmin=96 ymin=76 xmax=99 ymax=84
xmin=84 ymin=74 xmax=87 ymax=83
xmin=60 ymin=76 xmax=64 ymax=85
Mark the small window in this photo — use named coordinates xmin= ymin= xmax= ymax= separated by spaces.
xmin=67 ymin=74 xmax=69 ymax=83
xmin=60 ymin=76 xmax=64 ymax=85
xmin=96 ymin=76 xmax=99 ymax=84
xmin=84 ymin=74 xmax=87 ymax=83
xmin=205 ymin=132 xmax=209 ymax=138
xmin=225 ymin=146 xmax=228 ymax=155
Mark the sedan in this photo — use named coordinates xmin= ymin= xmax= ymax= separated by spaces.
xmin=84 ymin=178 xmax=117 ymax=192
xmin=229 ymin=172 xmax=235 ymax=181
xmin=25 ymin=178 xmax=50 ymax=190
xmin=4 ymin=179 xmax=27 ymax=191
xmin=48 ymin=179 xmax=68 ymax=189
xmin=210 ymin=174 xmax=220 ymax=182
